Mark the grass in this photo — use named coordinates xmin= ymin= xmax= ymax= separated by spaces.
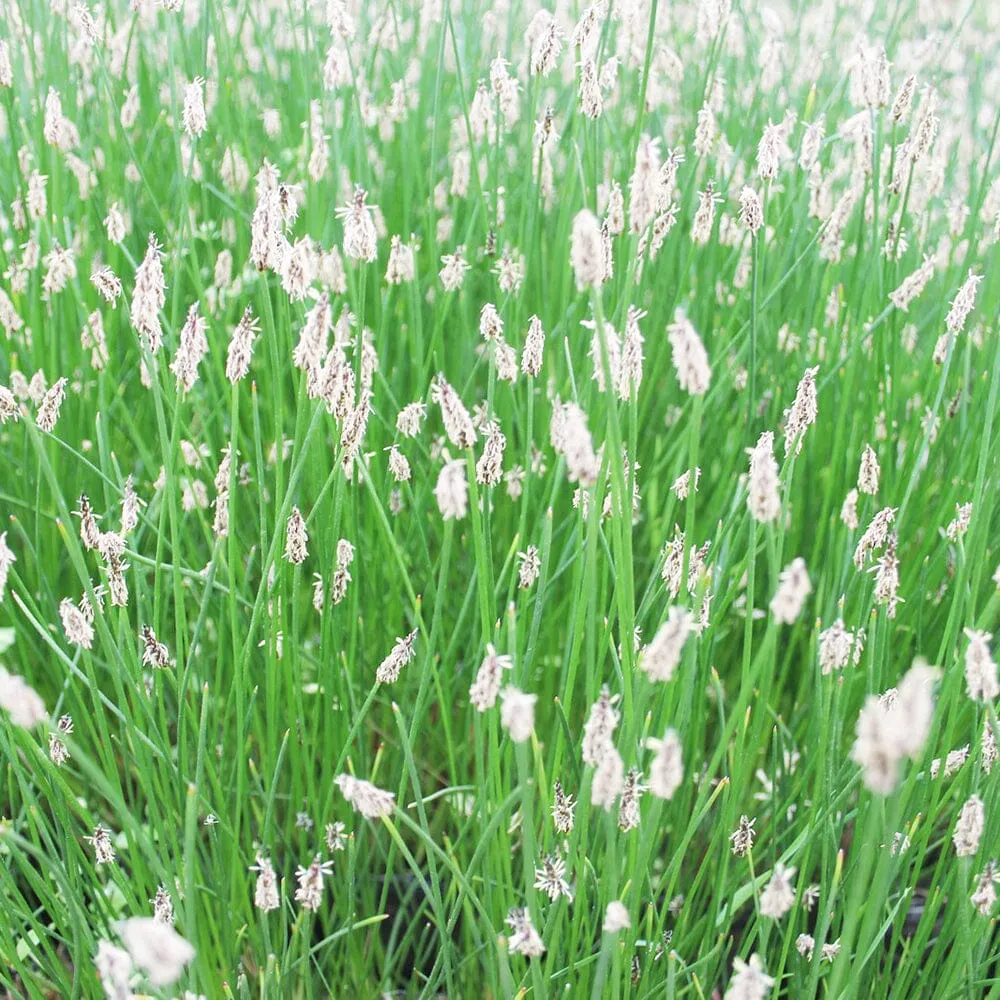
xmin=1 ymin=0 xmax=1000 ymax=997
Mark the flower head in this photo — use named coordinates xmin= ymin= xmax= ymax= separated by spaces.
xmin=117 ymin=918 xmax=195 ymax=987
xmin=500 ymin=686 xmax=537 ymax=743
xmin=335 ymin=774 xmax=395 ymax=819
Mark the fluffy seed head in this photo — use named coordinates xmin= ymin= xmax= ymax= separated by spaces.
xmin=759 ymin=863 xmax=796 ymax=919
xmin=284 ymin=507 xmax=309 ymax=564
xmin=375 ymin=629 xmax=418 ymax=684
xmin=182 ymin=77 xmax=207 ymax=137
xmin=570 ymin=209 xmax=605 ymax=290
xmin=770 ymin=558 xmax=811 ymax=624
xmin=747 ymin=431 xmax=781 ymax=523
xmin=646 ymin=728 xmax=683 ymax=800
xmin=434 ymin=459 xmax=468 ymax=520
xmin=954 ymin=795 xmax=985 ymax=857
xmin=667 ymin=311 xmax=711 ymax=395
xmin=335 ymin=773 xmax=395 ymax=818
xmin=964 ymin=629 xmax=999 ymax=703
xmin=469 ymin=643 xmax=513 ymax=711
xmin=500 ymin=685 xmax=537 ymax=743
xmin=641 ymin=607 xmax=694 ymax=683
xmin=858 ymin=443 xmax=880 ymax=495
xmin=739 ymin=186 xmax=764 ymax=234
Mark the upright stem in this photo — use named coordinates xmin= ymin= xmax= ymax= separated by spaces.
xmin=748 ymin=231 xmax=760 ymax=423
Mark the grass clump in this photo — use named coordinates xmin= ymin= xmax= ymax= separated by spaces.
xmin=1 ymin=0 xmax=1000 ymax=997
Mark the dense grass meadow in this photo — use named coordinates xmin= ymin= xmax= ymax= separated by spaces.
xmin=2 ymin=0 xmax=1000 ymax=996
